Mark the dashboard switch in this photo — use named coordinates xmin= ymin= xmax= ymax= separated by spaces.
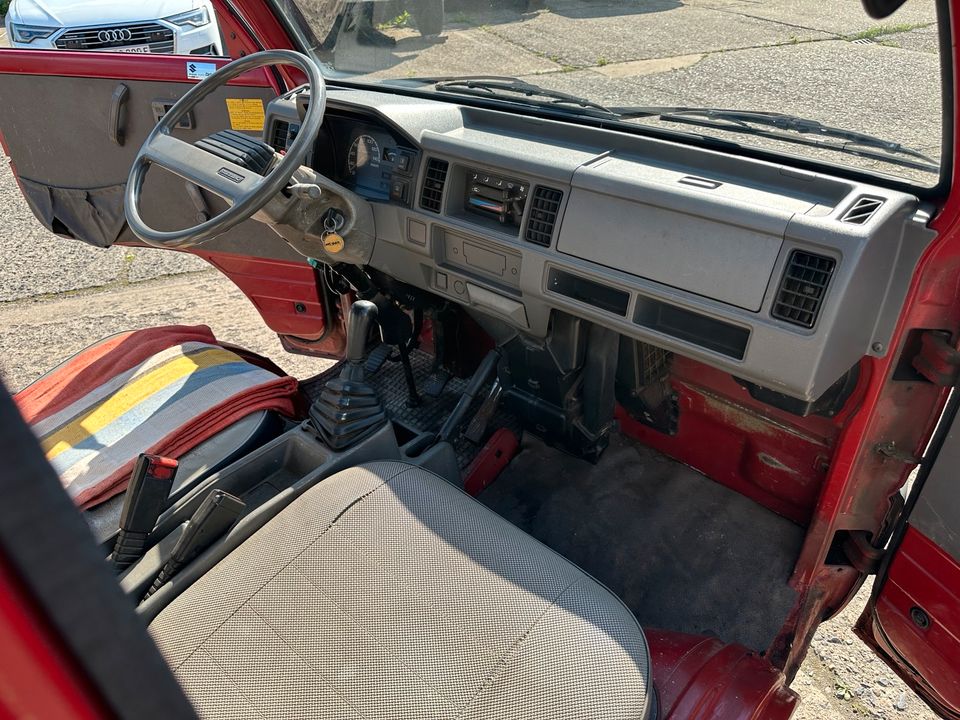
xmin=436 ymin=271 xmax=448 ymax=290
xmin=390 ymin=178 xmax=408 ymax=202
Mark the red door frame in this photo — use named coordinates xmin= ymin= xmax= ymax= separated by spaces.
xmin=0 ymin=554 xmax=107 ymax=719
xmin=769 ymin=0 xmax=960 ymax=692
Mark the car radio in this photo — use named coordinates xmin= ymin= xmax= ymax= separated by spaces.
xmin=465 ymin=169 xmax=528 ymax=228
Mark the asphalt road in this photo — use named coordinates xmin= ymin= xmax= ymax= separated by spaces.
xmin=0 ymin=1 xmax=944 ymax=717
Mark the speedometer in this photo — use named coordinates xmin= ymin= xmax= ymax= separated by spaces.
xmin=346 ymin=134 xmax=381 ymax=176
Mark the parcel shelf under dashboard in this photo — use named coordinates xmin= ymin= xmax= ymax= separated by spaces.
xmin=633 ymin=296 xmax=750 ymax=360
xmin=547 ymin=267 xmax=630 ymax=317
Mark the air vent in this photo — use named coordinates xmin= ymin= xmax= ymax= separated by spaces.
xmin=269 ymin=120 xmax=290 ymax=152
xmin=525 ymin=186 xmax=563 ymax=247
xmin=772 ymin=250 xmax=836 ymax=329
xmin=420 ymin=158 xmax=448 ymax=213
xmin=840 ymin=196 xmax=884 ymax=225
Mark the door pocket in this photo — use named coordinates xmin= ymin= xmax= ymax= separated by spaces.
xmin=19 ymin=177 xmax=128 ymax=248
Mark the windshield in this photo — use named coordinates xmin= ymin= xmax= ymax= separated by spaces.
xmin=275 ymin=0 xmax=944 ymax=187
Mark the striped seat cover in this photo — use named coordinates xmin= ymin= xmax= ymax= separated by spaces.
xmin=15 ymin=325 xmax=300 ymax=509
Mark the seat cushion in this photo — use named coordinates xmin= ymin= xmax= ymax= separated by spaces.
xmin=149 ymin=462 xmax=652 ymax=719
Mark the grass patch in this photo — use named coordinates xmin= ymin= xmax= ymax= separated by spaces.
xmin=596 ymin=55 xmax=608 ymax=66
xmin=377 ymin=10 xmax=411 ymax=30
xmin=846 ymin=22 xmax=928 ymax=41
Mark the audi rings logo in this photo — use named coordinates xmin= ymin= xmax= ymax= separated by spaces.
xmin=97 ymin=28 xmax=133 ymax=43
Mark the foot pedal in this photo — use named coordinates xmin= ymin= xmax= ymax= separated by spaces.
xmin=365 ymin=343 xmax=393 ymax=374
xmin=464 ymin=380 xmax=503 ymax=444
xmin=424 ymin=369 xmax=451 ymax=398
xmin=464 ymin=428 xmax=520 ymax=496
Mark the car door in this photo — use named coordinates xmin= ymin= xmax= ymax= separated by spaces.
xmin=0 ymin=19 xmax=334 ymax=349
xmin=857 ymin=388 xmax=960 ymax=718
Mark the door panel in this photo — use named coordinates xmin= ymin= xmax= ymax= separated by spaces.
xmin=860 ymin=398 xmax=960 ymax=717
xmin=0 ymin=51 xmax=282 ymax=245
xmin=0 ymin=49 xmax=327 ymax=342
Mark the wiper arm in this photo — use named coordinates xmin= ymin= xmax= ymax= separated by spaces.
xmin=609 ymin=106 xmax=939 ymax=172
xmin=429 ymin=76 xmax=620 ymax=118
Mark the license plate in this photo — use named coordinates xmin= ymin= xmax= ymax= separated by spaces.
xmin=115 ymin=45 xmax=152 ymax=53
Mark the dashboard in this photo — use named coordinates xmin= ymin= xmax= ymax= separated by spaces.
xmin=260 ymin=85 xmax=934 ymax=405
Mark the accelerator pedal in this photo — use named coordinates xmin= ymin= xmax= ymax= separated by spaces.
xmin=424 ymin=368 xmax=451 ymax=398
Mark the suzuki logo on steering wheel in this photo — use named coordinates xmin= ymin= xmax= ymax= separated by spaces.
xmin=98 ymin=28 xmax=133 ymax=43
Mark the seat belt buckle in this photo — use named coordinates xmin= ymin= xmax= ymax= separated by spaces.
xmin=111 ymin=454 xmax=179 ymax=571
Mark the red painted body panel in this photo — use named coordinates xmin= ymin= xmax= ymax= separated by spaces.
xmin=192 ymin=250 xmax=327 ymax=339
xmin=618 ymin=355 xmax=850 ymax=526
xmin=858 ymin=528 xmax=960 ymax=717
xmin=645 ymin=629 xmax=798 ymax=719
xmin=0 ymin=49 xmax=274 ymax=86
xmin=0 ymin=556 xmax=105 ymax=720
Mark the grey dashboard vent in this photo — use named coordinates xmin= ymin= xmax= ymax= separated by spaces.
xmin=841 ymin=196 xmax=884 ymax=224
xmin=420 ymin=158 xmax=448 ymax=213
xmin=525 ymin=186 xmax=563 ymax=247
xmin=772 ymin=250 xmax=836 ymax=329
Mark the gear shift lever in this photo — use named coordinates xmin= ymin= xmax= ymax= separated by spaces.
xmin=309 ymin=300 xmax=388 ymax=450
xmin=344 ymin=300 xmax=378 ymax=378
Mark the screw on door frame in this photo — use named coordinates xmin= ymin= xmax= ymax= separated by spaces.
xmin=910 ymin=605 xmax=931 ymax=630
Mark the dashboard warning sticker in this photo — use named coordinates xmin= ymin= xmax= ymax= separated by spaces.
xmin=225 ymin=98 xmax=265 ymax=132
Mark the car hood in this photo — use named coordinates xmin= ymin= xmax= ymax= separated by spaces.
xmin=9 ymin=0 xmax=203 ymax=27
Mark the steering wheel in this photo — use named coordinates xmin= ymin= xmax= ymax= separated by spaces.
xmin=125 ymin=50 xmax=325 ymax=248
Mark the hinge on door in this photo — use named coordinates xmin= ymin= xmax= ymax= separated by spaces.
xmin=875 ymin=441 xmax=921 ymax=465
xmin=842 ymin=530 xmax=885 ymax=574
xmin=912 ymin=330 xmax=960 ymax=386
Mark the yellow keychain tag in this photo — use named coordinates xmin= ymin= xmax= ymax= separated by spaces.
xmin=323 ymin=233 xmax=345 ymax=253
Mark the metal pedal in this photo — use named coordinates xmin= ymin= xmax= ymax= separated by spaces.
xmin=464 ymin=380 xmax=503 ymax=444
xmin=424 ymin=368 xmax=451 ymax=398
xmin=365 ymin=343 xmax=394 ymax=374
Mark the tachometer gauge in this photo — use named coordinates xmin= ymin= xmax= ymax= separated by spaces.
xmin=346 ymin=134 xmax=381 ymax=176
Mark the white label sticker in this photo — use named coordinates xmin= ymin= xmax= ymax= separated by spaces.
xmin=186 ymin=61 xmax=216 ymax=81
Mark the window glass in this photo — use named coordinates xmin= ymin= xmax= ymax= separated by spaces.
xmin=279 ymin=0 xmax=943 ymax=187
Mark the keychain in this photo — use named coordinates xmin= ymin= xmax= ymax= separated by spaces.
xmin=321 ymin=212 xmax=345 ymax=254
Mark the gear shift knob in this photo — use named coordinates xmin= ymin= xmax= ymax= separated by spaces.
xmin=346 ymin=300 xmax=379 ymax=365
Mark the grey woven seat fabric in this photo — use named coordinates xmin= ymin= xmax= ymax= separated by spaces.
xmin=149 ymin=462 xmax=652 ymax=719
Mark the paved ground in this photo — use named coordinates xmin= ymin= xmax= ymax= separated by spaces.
xmin=0 ymin=1 xmax=944 ymax=717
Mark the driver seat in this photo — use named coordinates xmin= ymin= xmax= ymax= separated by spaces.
xmin=148 ymin=461 xmax=654 ymax=719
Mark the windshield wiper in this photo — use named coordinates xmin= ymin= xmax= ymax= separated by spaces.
xmin=608 ymin=106 xmax=939 ymax=173
xmin=426 ymin=76 xmax=621 ymax=118
xmin=408 ymin=77 xmax=937 ymax=174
